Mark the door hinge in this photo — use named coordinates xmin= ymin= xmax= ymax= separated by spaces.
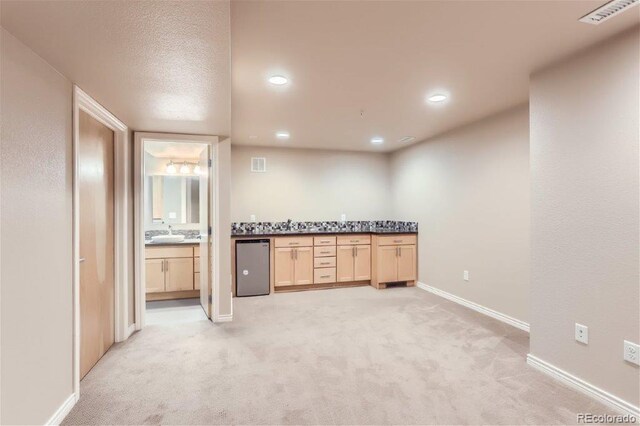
xmin=208 ymin=295 xmax=213 ymax=303
xmin=208 ymin=159 xmax=212 ymax=167
xmin=208 ymin=226 xmax=212 ymax=235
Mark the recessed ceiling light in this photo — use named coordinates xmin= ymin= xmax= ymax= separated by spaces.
xmin=427 ymin=94 xmax=448 ymax=103
xmin=276 ymin=131 xmax=290 ymax=139
xmin=268 ymin=75 xmax=288 ymax=85
xmin=370 ymin=137 xmax=384 ymax=145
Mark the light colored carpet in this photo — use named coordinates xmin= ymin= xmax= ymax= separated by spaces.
xmin=64 ymin=286 xmax=612 ymax=425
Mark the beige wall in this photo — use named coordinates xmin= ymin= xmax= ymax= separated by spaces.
xmin=390 ymin=105 xmax=531 ymax=323
xmin=530 ymin=28 xmax=639 ymax=407
xmin=231 ymin=145 xmax=392 ymax=222
xmin=1 ymin=29 xmax=74 ymax=424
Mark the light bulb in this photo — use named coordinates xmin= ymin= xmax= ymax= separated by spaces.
xmin=193 ymin=165 xmax=201 ymax=175
xmin=166 ymin=161 xmax=177 ymax=174
xmin=180 ymin=162 xmax=190 ymax=174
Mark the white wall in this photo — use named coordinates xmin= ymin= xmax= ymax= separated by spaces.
xmin=390 ymin=105 xmax=531 ymax=323
xmin=1 ymin=29 xmax=74 ymax=424
xmin=231 ymin=145 xmax=393 ymax=222
xmin=530 ymin=28 xmax=639 ymax=408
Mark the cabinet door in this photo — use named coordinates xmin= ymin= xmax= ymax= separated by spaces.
xmin=377 ymin=246 xmax=398 ymax=283
xmin=274 ymin=248 xmax=295 ymax=287
xmin=145 ymin=259 xmax=165 ymax=293
xmin=336 ymin=245 xmax=355 ymax=282
xmin=194 ymin=272 xmax=200 ymax=290
xmin=165 ymin=258 xmax=195 ymax=291
xmin=397 ymin=245 xmax=416 ymax=281
xmin=293 ymin=247 xmax=314 ymax=285
xmin=353 ymin=245 xmax=371 ymax=281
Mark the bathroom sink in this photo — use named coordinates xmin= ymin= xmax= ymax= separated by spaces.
xmin=151 ymin=234 xmax=185 ymax=243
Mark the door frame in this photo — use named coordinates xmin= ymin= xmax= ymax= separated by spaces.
xmin=133 ymin=132 xmax=231 ymax=329
xmin=72 ymin=86 xmax=130 ymax=399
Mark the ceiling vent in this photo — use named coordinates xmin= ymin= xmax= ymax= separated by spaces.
xmin=579 ymin=0 xmax=639 ymax=25
xmin=251 ymin=157 xmax=266 ymax=173
xmin=398 ymin=136 xmax=416 ymax=143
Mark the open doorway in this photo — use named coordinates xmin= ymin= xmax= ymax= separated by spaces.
xmin=139 ymin=138 xmax=211 ymax=325
xmin=134 ymin=132 xmax=231 ymax=329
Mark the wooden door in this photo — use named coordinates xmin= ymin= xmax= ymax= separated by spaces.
xmin=336 ymin=245 xmax=354 ymax=282
xmin=79 ymin=110 xmax=115 ymax=379
xmin=353 ymin=245 xmax=371 ymax=281
xmin=165 ymin=258 xmax=195 ymax=291
xmin=274 ymin=248 xmax=295 ymax=286
xmin=397 ymin=245 xmax=416 ymax=281
xmin=293 ymin=247 xmax=314 ymax=285
xmin=377 ymin=246 xmax=398 ymax=283
xmin=145 ymin=259 xmax=165 ymax=293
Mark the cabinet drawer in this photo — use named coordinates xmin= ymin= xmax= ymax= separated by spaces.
xmin=314 ymin=246 xmax=336 ymax=257
xmin=377 ymin=235 xmax=417 ymax=246
xmin=314 ymin=267 xmax=336 ymax=284
xmin=145 ymin=246 xmax=193 ymax=259
xmin=337 ymin=235 xmax=371 ymax=245
xmin=314 ymin=236 xmax=336 ymax=246
xmin=314 ymin=256 xmax=336 ymax=268
xmin=194 ymin=257 xmax=200 ymax=273
xmin=274 ymin=237 xmax=313 ymax=248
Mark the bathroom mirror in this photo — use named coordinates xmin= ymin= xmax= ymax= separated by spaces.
xmin=145 ymin=175 xmax=200 ymax=225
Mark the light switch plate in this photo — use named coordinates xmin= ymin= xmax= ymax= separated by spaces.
xmin=340 ymin=213 xmax=346 ymax=222
xmin=250 ymin=214 xmax=256 ymax=222
xmin=463 ymin=270 xmax=469 ymax=281
xmin=624 ymin=340 xmax=639 ymax=366
xmin=575 ymin=323 xmax=588 ymax=344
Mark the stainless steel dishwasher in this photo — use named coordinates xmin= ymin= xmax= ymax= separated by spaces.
xmin=235 ymin=239 xmax=270 ymax=296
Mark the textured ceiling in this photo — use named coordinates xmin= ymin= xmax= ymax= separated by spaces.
xmin=1 ymin=0 xmax=230 ymax=137
xmin=231 ymin=1 xmax=639 ymax=151
xmin=1 ymin=1 xmax=638 ymax=151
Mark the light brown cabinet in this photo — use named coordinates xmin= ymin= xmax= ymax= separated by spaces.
xmin=274 ymin=243 xmax=314 ymax=287
xmin=372 ymin=235 xmax=417 ymax=289
xmin=165 ymin=258 xmax=194 ymax=291
xmin=145 ymin=259 xmax=166 ymax=293
xmin=145 ymin=245 xmax=197 ymax=298
xmin=336 ymin=245 xmax=371 ymax=282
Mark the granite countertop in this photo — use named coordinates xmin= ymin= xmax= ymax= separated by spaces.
xmin=231 ymin=228 xmax=417 ymax=237
xmin=145 ymin=238 xmax=201 ymax=246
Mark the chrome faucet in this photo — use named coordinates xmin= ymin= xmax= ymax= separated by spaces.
xmin=168 ymin=224 xmax=173 ymax=235
xmin=286 ymin=219 xmax=292 ymax=231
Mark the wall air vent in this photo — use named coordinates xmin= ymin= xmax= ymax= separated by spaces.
xmin=579 ymin=0 xmax=639 ymax=25
xmin=251 ymin=157 xmax=266 ymax=173
xmin=398 ymin=136 xmax=416 ymax=144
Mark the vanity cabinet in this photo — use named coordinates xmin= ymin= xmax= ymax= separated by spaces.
xmin=372 ymin=234 xmax=417 ymax=289
xmin=274 ymin=238 xmax=314 ymax=287
xmin=145 ymin=245 xmax=196 ymax=298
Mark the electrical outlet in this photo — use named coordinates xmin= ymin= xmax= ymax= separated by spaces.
xmin=340 ymin=213 xmax=346 ymax=222
xmin=575 ymin=323 xmax=588 ymax=344
xmin=250 ymin=214 xmax=256 ymax=222
xmin=624 ymin=340 xmax=640 ymax=366
xmin=463 ymin=270 xmax=469 ymax=281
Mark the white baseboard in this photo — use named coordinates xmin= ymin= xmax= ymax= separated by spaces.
xmin=126 ymin=323 xmax=136 ymax=338
xmin=213 ymin=314 xmax=233 ymax=323
xmin=46 ymin=393 xmax=77 ymax=425
xmin=527 ymin=354 xmax=640 ymax=417
xmin=416 ymin=282 xmax=530 ymax=332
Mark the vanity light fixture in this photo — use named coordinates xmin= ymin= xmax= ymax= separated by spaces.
xmin=193 ymin=165 xmax=201 ymax=175
xmin=166 ymin=161 xmax=177 ymax=174
xmin=370 ymin=137 xmax=384 ymax=145
xmin=427 ymin=94 xmax=448 ymax=103
xmin=268 ymin=75 xmax=288 ymax=85
xmin=179 ymin=162 xmax=190 ymax=174
xmin=276 ymin=131 xmax=290 ymax=140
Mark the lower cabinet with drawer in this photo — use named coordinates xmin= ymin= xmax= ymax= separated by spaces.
xmin=371 ymin=234 xmax=417 ymax=289
xmin=145 ymin=245 xmax=197 ymax=300
xmin=250 ymin=232 xmax=416 ymax=293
